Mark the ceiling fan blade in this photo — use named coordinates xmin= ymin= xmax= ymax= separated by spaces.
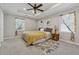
xmin=37 ymin=9 xmax=44 ymax=12
xmin=36 ymin=4 xmax=43 ymax=8
xmin=28 ymin=3 xmax=34 ymax=7
xmin=27 ymin=8 xmax=33 ymax=10
xmin=34 ymin=4 xmax=36 ymax=7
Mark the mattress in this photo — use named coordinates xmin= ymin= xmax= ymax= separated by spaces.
xmin=22 ymin=31 xmax=51 ymax=45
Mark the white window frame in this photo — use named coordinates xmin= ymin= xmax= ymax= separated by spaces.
xmin=16 ymin=19 xmax=25 ymax=32
xmin=60 ymin=12 xmax=76 ymax=33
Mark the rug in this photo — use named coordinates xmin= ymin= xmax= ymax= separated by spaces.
xmin=34 ymin=39 xmax=60 ymax=54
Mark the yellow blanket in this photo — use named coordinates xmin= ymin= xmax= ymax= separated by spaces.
xmin=23 ymin=31 xmax=47 ymax=45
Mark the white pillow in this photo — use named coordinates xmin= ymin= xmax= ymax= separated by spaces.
xmin=40 ymin=28 xmax=44 ymax=32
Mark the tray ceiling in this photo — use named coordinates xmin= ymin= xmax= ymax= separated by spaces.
xmin=0 ymin=3 xmax=79 ymax=19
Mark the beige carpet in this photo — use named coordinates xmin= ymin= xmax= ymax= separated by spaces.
xmin=0 ymin=38 xmax=43 ymax=55
xmin=0 ymin=38 xmax=79 ymax=55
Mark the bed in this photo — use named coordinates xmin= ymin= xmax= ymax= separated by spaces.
xmin=22 ymin=28 xmax=52 ymax=46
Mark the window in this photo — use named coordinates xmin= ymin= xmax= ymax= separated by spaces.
xmin=16 ymin=19 xmax=25 ymax=31
xmin=60 ymin=13 xmax=75 ymax=32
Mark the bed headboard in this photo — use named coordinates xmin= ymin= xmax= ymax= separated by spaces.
xmin=38 ymin=27 xmax=52 ymax=33
xmin=44 ymin=28 xmax=52 ymax=32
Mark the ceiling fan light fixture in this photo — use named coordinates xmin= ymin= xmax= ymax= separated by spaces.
xmin=34 ymin=13 xmax=41 ymax=16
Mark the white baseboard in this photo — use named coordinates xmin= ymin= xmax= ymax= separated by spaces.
xmin=0 ymin=36 xmax=3 ymax=42
xmin=0 ymin=36 xmax=3 ymax=47
xmin=0 ymin=36 xmax=15 ymax=47
xmin=60 ymin=39 xmax=79 ymax=46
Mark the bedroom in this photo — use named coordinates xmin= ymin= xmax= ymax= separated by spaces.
xmin=0 ymin=3 xmax=79 ymax=55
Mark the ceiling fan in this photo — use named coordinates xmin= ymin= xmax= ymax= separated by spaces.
xmin=27 ymin=3 xmax=44 ymax=14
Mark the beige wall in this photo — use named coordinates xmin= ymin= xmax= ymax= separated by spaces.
xmin=4 ymin=14 xmax=16 ymax=40
xmin=24 ymin=18 xmax=37 ymax=31
xmin=75 ymin=10 xmax=79 ymax=43
xmin=4 ymin=14 xmax=37 ymax=40
xmin=0 ymin=8 xmax=4 ymax=46
xmin=37 ymin=16 xmax=60 ymax=32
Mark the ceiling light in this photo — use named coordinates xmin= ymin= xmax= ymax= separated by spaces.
xmin=23 ymin=8 xmax=26 ymax=11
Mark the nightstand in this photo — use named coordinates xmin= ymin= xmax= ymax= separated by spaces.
xmin=52 ymin=33 xmax=59 ymax=41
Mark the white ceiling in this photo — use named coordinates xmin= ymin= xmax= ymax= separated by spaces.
xmin=0 ymin=3 xmax=79 ymax=20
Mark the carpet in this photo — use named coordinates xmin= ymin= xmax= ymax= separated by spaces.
xmin=34 ymin=39 xmax=60 ymax=54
